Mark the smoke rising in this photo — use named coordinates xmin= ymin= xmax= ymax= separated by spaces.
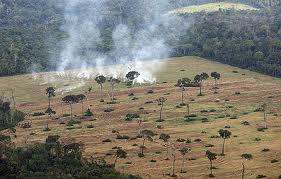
xmin=45 ymin=0 xmax=189 ymax=91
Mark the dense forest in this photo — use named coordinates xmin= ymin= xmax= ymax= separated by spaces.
xmin=0 ymin=134 xmax=140 ymax=178
xmin=0 ymin=0 xmax=281 ymax=77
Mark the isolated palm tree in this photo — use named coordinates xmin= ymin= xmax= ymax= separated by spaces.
xmin=46 ymin=87 xmax=55 ymax=109
xmin=171 ymin=153 xmax=177 ymax=177
xmin=126 ymin=71 xmax=140 ymax=86
xmin=76 ymin=94 xmax=86 ymax=115
xmin=176 ymin=78 xmax=191 ymax=105
xmin=156 ymin=97 xmax=167 ymax=122
xmin=194 ymin=73 xmax=209 ymax=96
xmin=211 ymin=72 xmax=221 ymax=94
xmin=218 ymin=129 xmax=232 ymax=155
xmin=95 ymin=75 xmax=106 ymax=101
xmin=62 ymin=95 xmax=79 ymax=120
xmin=139 ymin=129 xmax=154 ymax=157
xmin=159 ymin=133 xmax=171 ymax=159
xmin=206 ymin=150 xmax=217 ymax=177
xmin=108 ymin=77 xmax=121 ymax=102
xmin=114 ymin=148 xmax=127 ymax=168
xmin=179 ymin=147 xmax=191 ymax=173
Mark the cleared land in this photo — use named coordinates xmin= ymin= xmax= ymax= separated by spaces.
xmin=169 ymin=2 xmax=258 ymax=15
xmin=1 ymin=56 xmax=281 ymax=178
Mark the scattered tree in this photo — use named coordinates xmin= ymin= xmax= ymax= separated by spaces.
xmin=176 ymin=78 xmax=191 ymax=105
xmin=76 ymin=94 xmax=86 ymax=115
xmin=206 ymin=150 xmax=217 ymax=177
xmin=95 ymin=75 xmax=106 ymax=101
xmin=194 ymin=73 xmax=209 ymax=96
xmin=139 ymin=129 xmax=154 ymax=157
xmin=171 ymin=153 xmax=177 ymax=177
xmin=210 ymin=72 xmax=221 ymax=94
xmin=179 ymin=147 xmax=191 ymax=173
xmin=126 ymin=71 xmax=140 ymax=86
xmin=46 ymin=87 xmax=55 ymax=109
xmin=156 ymin=97 xmax=167 ymax=122
xmin=159 ymin=133 xmax=171 ymax=159
xmin=218 ymin=129 xmax=232 ymax=155
xmin=114 ymin=148 xmax=127 ymax=168
xmin=108 ymin=77 xmax=121 ymax=102
xmin=62 ymin=95 xmax=79 ymax=120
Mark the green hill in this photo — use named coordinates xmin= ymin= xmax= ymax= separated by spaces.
xmin=169 ymin=2 xmax=258 ymax=15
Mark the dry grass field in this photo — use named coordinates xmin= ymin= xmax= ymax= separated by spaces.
xmin=1 ymin=56 xmax=281 ymax=178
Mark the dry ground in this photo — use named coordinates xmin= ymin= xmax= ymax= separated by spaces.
xmin=1 ymin=56 xmax=281 ymax=178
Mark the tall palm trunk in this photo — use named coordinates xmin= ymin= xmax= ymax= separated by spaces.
xmin=242 ymin=162 xmax=245 ymax=179
xmin=181 ymin=156 xmax=185 ymax=173
xmin=222 ymin=138 xmax=226 ymax=155
xmin=210 ymin=160 xmax=213 ymax=175
xmin=70 ymin=103 xmax=73 ymax=120
xmin=160 ymin=104 xmax=163 ymax=120
xmin=172 ymin=154 xmax=176 ymax=176
xmin=181 ymin=88 xmax=184 ymax=104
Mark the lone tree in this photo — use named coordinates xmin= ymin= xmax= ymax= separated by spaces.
xmin=76 ymin=94 xmax=86 ymax=115
xmin=156 ymin=97 xmax=167 ymax=122
xmin=114 ymin=148 xmax=127 ymax=168
xmin=206 ymin=150 xmax=217 ymax=177
xmin=241 ymin=153 xmax=253 ymax=179
xmin=176 ymin=78 xmax=191 ymax=105
xmin=261 ymin=103 xmax=267 ymax=129
xmin=108 ymin=77 xmax=121 ymax=102
xmin=159 ymin=133 xmax=171 ymax=160
xmin=46 ymin=87 xmax=55 ymax=109
xmin=218 ymin=129 xmax=232 ymax=156
xmin=171 ymin=153 xmax=177 ymax=177
xmin=62 ymin=95 xmax=79 ymax=120
xmin=210 ymin=72 xmax=221 ymax=94
xmin=126 ymin=71 xmax=140 ymax=86
xmin=139 ymin=129 xmax=154 ymax=157
xmin=95 ymin=75 xmax=106 ymax=101
xmin=194 ymin=73 xmax=209 ymax=96
xmin=179 ymin=147 xmax=191 ymax=173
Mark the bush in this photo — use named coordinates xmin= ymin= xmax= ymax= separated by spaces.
xmin=261 ymin=148 xmax=270 ymax=152
xmin=62 ymin=114 xmax=70 ymax=117
xmin=209 ymin=109 xmax=216 ymax=112
xmin=205 ymin=144 xmax=214 ymax=148
xmin=185 ymin=114 xmax=197 ymax=118
xmin=147 ymin=90 xmax=154 ymax=94
xmin=186 ymin=139 xmax=192 ymax=143
xmin=145 ymin=101 xmax=153 ymax=104
xmin=125 ymin=113 xmax=140 ymax=121
xmin=256 ymin=175 xmax=266 ymax=178
xmin=128 ymin=93 xmax=134 ymax=96
xmin=150 ymin=159 xmax=156 ymax=163
xmin=241 ymin=153 xmax=253 ymax=160
xmin=104 ymin=108 xmax=114 ymax=113
xmin=271 ymin=159 xmax=278 ymax=163
xmin=132 ymin=97 xmax=139 ymax=100
xmin=241 ymin=121 xmax=250 ymax=125
xmin=67 ymin=120 xmax=81 ymax=126
xmin=194 ymin=138 xmax=202 ymax=142
xmin=234 ymin=92 xmax=241 ymax=95
xmin=32 ymin=112 xmax=45 ymax=116
xmin=102 ymin=139 xmax=111 ymax=143
xmin=176 ymin=138 xmax=185 ymax=142
xmin=116 ymin=135 xmax=130 ymax=140
xmin=43 ymin=127 xmax=51 ymax=131
xmin=86 ymin=124 xmax=94 ymax=128
xmin=84 ymin=108 xmax=93 ymax=116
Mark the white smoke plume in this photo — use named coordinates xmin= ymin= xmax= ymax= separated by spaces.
xmin=40 ymin=0 xmax=190 ymax=92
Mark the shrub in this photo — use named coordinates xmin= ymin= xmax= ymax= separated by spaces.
xmin=128 ymin=93 xmax=134 ymax=96
xmin=186 ymin=139 xmax=192 ymax=143
xmin=67 ymin=120 xmax=81 ymax=126
xmin=84 ymin=108 xmax=93 ymax=116
xmin=102 ymin=139 xmax=111 ymax=143
xmin=150 ymin=159 xmax=156 ymax=163
xmin=205 ymin=144 xmax=214 ymax=148
xmin=147 ymin=90 xmax=154 ymax=94
xmin=185 ymin=114 xmax=197 ymax=118
xmin=257 ymin=127 xmax=267 ymax=132
xmin=200 ymin=109 xmax=208 ymax=113
xmin=63 ymin=114 xmax=70 ymax=117
xmin=176 ymin=138 xmax=185 ymax=142
xmin=234 ymin=92 xmax=241 ymax=95
xmin=125 ymin=113 xmax=140 ymax=121
xmin=241 ymin=121 xmax=250 ymax=125
xmin=87 ymin=124 xmax=94 ymax=128
xmin=132 ymin=97 xmax=139 ymax=100
xmin=116 ymin=135 xmax=130 ymax=140
xmin=138 ymin=153 xmax=144 ymax=158
xmin=209 ymin=109 xmax=216 ymax=112
xmin=132 ymin=143 xmax=138 ymax=146
xmin=241 ymin=153 xmax=253 ymax=160
xmin=261 ymin=148 xmax=270 ymax=152
xmin=43 ymin=127 xmax=51 ymax=131
xmin=194 ymin=138 xmax=202 ymax=142
xmin=255 ymin=138 xmax=261 ymax=141
xmin=145 ymin=101 xmax=153 ymax=104
xmin=256 ymin=175 xmax=266 ymax=178
xmin=230 ymin=116 xmax=238 ymax=119
xmin=32 ymin=112 xmax=45 ymax=116
xmin=271 ymin=159 xmax=278 ymax=163
xmin=104 ymin=108 xmax=114 ymax=113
